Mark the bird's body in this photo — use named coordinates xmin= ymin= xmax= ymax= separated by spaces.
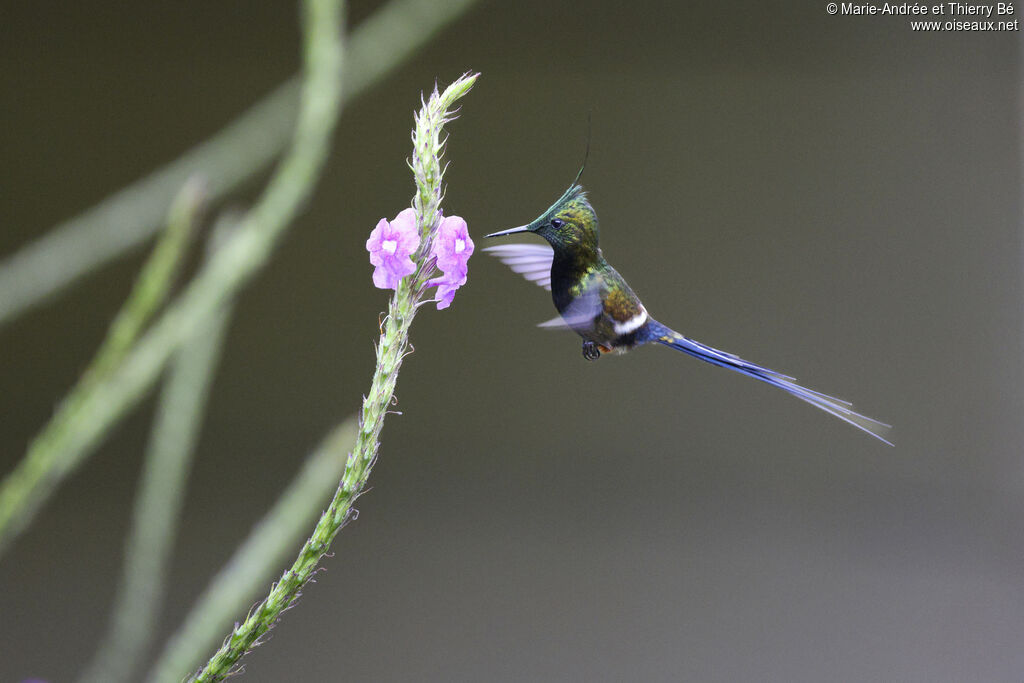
xmin=485 ymin=181 xmax=892 ymax=445
xmin=553 ymin=252 xmax=646 ymax=353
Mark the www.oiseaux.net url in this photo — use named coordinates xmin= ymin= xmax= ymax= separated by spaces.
xmin=826 ymin=2 xmax=1021 ymax=30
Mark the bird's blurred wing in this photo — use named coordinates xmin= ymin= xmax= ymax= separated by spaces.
xmin=483 ymin=243 xmax=553 ymax=291
xmin=484 ymin=243 xmax=602 ymax=330
xmin=537 ymin=316 xmax=569 ymax=329
xmin=543 ymin=278 xmax=603 ymax=331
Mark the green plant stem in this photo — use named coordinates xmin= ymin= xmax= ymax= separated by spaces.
xmin=184 ymin=71 xmax=477 ymax=683
xmin=0 ymin=0 xmax=479 ymax=328
xmin=91 ymin=179 xmax=206 ymax=380
xmin=0 ymin=0 xmax=345 ymax=556
xmin=78 ymin=290 xmax=234 ymax=683
xmin=145 ymin=417 xmax=357 ymax=683
xmin=0 ymin=180 xmax=203 ymax=555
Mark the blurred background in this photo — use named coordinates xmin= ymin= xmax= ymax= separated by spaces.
xmin=1 ymin=1 xmax=1021 ymax=681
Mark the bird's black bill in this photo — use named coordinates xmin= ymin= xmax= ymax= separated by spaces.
xmin=484 ymin=225 xmax=531 ymax=238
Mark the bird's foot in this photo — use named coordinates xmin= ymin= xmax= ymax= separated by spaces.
xmin=582 ymin=341 xmax=601 ymax=361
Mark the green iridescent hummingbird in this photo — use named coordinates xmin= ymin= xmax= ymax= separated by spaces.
xmin=484 ymin=172 xmax=892 ymax=445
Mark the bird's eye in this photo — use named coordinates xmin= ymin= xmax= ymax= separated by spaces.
xmin=550 ymin=218 xmax=564 ymax=229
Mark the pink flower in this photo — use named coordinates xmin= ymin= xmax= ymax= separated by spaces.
xmin=431 ymin=215 xmax=474 ymax=277
xmin=426 ymin=269 xmax=468 ymax=310
xmin=425 ymin=215 xmax=473 ymax=309
xmin=366 ymin=208 xmax=420 ymax=290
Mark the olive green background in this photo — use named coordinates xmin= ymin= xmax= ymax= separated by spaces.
xmin=1 ymin=2 xmax=1021 ymax=681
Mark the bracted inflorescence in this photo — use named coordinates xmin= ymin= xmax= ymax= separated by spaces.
xmin=367 ymin=73 xmax=477 ymax=310
xmin=188 ymin=71 xmax=478 ymax=683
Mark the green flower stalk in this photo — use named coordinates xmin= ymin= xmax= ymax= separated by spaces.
xmin=0 ymin=178 xmax=204 ymax=555
xmin=0 ymin=0 xmax=346 ymax=556
xmin=187 ymin=71 xmax=478 ymax=682
xmin=80 ymin=303 xmax=233 ymax=683
xmin=79 ymin=221 xmax=239 ymax=683
xmin=147 ymin=417 xmax=358 ymax=683
xmin=0 ymin=0 xmax=481 ymax=329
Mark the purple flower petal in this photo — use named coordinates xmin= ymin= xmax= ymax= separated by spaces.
xmin=367 ymin=209 xmax=421 ymax=290
xmin=431 ymin=215 xmax=474 ymax=274
xmin=430 ymin=279 xmax=460 ymax=310
xmin=391 ymin=208 xmax=420 ymax=253
xmin=426 ymin=269 xmax=468 ymax=310
xmin=424 ymin=214 xmax=472 ymax=308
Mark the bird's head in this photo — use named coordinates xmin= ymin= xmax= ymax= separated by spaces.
xmin=486 ymin=182 xmax=599 ymax=253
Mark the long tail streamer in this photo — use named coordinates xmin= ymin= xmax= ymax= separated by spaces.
xmin=643 ymin=320 xmax=893 ymax=445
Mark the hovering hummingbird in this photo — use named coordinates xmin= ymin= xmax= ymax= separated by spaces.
xmin=484 ymin=173 xmax=892 ymax=445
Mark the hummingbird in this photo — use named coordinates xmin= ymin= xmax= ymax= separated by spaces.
xmin=484 ymin=174 xmax=892 ymax=445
